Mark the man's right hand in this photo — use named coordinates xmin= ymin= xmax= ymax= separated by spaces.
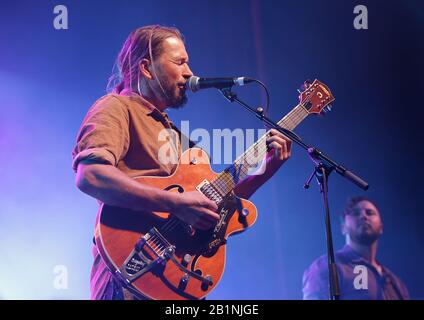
xmin=171 ymin=191 xmax=220 ymax=230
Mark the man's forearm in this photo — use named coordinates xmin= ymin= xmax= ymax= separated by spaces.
xmin=76 ymin=162 xmax=179 ymax=212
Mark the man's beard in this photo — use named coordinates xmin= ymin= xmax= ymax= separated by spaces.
xmin=351 ymin=224 xmax=382 ymax=246
xmin=161 ymin=81 xmax=188 ymax=109
xmin=167 ymin=90 xmax=188 ymax=109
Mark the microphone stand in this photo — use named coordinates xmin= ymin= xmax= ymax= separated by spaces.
xmin=219 ymin=87 xmax=369 ymax=300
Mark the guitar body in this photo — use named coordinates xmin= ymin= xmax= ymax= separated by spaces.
xmin=96 ymin=147 xmax=258 ymax=300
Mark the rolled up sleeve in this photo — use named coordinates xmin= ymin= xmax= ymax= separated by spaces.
xmin=72 ymin=95 xmax=130 ymax=172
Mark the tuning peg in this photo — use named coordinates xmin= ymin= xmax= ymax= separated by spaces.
xmin=303 ymin=79 xmax=312 ymax=90
xmin=299 ymin=79 xmax=312 ymax=92
xmin=323 ymin=105 xmax=333 ymax=114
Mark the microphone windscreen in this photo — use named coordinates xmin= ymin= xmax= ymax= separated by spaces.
xmin=187 ymin=76 xmax=200 ymax=92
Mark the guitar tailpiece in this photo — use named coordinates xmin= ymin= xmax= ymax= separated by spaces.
xmin=117 ymin=230 xmax=175 ymax=284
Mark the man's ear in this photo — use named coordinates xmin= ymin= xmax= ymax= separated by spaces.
xmin=139 ymin=58 xmax=153 ymax=80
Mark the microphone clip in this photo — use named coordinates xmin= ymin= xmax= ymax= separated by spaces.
xmin=219 ymin=87 xmax=237 ymax=102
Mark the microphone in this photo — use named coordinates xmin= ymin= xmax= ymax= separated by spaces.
xmin=186 ymin=76 xmax=254 ymax=92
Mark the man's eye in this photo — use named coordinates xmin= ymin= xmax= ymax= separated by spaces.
xmin=349 ymin=209 xmax=377 ymax=216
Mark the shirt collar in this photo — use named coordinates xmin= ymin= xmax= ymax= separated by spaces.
xmin=339 ymin=244 xmax=367 ymax=264
xmin=119 ymin=88 xmax=169 ymax=118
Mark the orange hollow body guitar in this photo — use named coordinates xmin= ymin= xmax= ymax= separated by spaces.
xmin=96 ymin=79 xmax=335 ymax=300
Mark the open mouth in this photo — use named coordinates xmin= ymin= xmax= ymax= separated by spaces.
xmin=178 ymin=84 xmax=187 ymax=94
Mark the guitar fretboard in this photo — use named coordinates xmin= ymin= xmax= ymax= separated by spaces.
xmin=209 ymin=103 xmax=309 ymax=197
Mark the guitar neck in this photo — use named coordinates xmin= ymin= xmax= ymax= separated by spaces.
xmin=210 ymin=103 xmax=309 ymax=197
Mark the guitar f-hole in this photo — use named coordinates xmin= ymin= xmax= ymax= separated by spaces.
xmin=164 ymin=184 xmax=184 ymax=193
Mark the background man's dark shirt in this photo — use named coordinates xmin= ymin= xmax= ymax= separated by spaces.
xmin=303 ymin=245 xmax=410 ymax=300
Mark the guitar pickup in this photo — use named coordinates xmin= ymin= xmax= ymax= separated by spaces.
xmin=196 ymin=179 xmax=210 ymax=192
xmin=196 ymin=179 xmax=223 ymax=204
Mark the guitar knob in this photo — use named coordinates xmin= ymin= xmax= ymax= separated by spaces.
xmin=241 ymin=208 xmax=250 ymax=217
xmin=178 ymin=273 xmax=190 ymax=291
xmin=182 ymin=254 xmax=192 ymax=267
xmin=201 ymin=275 xmax=213 ymax=291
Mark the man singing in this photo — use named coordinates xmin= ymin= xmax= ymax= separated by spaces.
xmin=72 ymin=25 xmax=292 ymax=299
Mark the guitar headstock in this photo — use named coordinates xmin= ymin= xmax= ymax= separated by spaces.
xmin=298 ymin=79 xmax=335 ymax=115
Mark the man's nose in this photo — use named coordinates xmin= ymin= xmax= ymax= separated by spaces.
xmin=183 ymin=64 xmax=193 ymax=78
xmin=358 ymin=210 xmax=369 ymax=220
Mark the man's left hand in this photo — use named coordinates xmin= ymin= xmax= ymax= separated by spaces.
xmin=266 ymin=129 xmax=292 ymax=165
